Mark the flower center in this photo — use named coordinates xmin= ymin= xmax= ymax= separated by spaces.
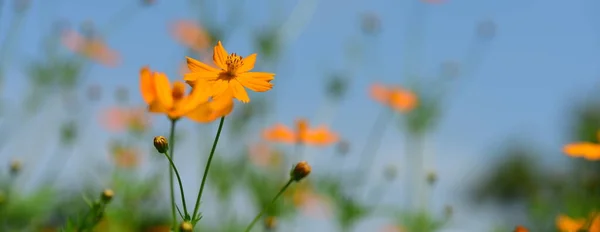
xmin=224 ymin=53 xmax=244 ymax=76
xmin=172 ymin=81 xmax=186 ymax=100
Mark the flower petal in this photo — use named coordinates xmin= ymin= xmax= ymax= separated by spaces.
xmin=238 ymin=53 xmax=257 ymax=73
xmin=263 ymin=124 xmax=296 ymax=144
xmin=153 ymin=72 xmax=174 ymax=109
xmin=185 ymin=97 xmax=234 ymax=123
xmin=208 ymin=79 xmax=230 ymax=97
xmin=230 ymin=80 xmax=250 ymax=103
xmin=174 ymin=81 xmax=211 ymax=115
xmin=186 ymin=56 xmax=219 ymax=73
xmin=563 ymin=142 xmax=600 ymax=158
xmin=369 ymin=83 xmax=390 ymax=103
xmin=304 ymin=127 xmax=339 ymax=146
xmin=237 ymin=72 xmax=275 ymax=92
xmin=148 ymin=100 xmax=168 ymax=113
xmin=213 ymin=41 xmax=228 ymax=70
xmin=139 ymin=66 xmax=155 ymax=104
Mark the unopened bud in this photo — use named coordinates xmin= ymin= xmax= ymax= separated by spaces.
xmin=10 ymin=160 xmax=22 ymax=175
xmin=444 ymin=205 xmax=453 ymax=219
xmin=264 ymin=216 xmax=277 ymax=230
xmin=426 ymin=171 xmax=437 ymax=185
xmin=290 ymin=161 xmax=311 ymax=182
xmin=101 ymin=189 xmax=114 ymax=203
xmin=383 ymin=165 xmax=397 ymax=181
xmin=153 ymin=136 xmax=169 ymax=153
xmin=179 ymin=221 xmax=193 ymax=232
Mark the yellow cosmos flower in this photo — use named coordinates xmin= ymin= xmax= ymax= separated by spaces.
xmin=139 ymin=66 xmax=233 ymax=122
xmin=184 ymin=41 xmax=275 ymax=103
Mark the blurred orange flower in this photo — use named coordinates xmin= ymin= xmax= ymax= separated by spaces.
xmin=286 ymin=181 xmax=332 ymax=218
xmin=381 ymin=225 xmax=405 ymax=232
xmin=100 ymin=107 xmax=150 ymax=133
xmin=139 ymin=66 xmax=233 ymax=122
xmin=248 ymin=142 xmax=282 ymax=168
xmin=111 ymin=145 xmax=140 ymax=168
xmin=263 ymin=118 xmax=339 ymax=146
xmin=170 ymin=20 xmax=211 ymax=54
xmin=563 ymin=131 xmax=600 ymax=161
xmin=184 ymin=41 xmax=275 ymax=103
xmin=144 ymin=225 xmax=171 ymax=232
xmin=514 ymin=225 xmax=528 ymax=232
xmin=555 ymin=213 xmax=600 ymax=232
xmin=370 ymin=83 xmax=417 ymax=112
xmin=61 ymin=29 xmax=119 ymax=67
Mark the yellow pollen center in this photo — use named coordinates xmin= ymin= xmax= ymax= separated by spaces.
xmin=172 ymin=82 xmax=186 ymax=100
xmin=224 ymin=53 xmax=243 ymax=76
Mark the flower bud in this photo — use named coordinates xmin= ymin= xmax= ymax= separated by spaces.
xmin=101 ymin=189 xmax=114 ymax=203
xmin=10 ymin=159 xmax=22 ymax=176
xmin=426 ymin=171 xmax=437 ymax=185
xmin=179 ymin=221 xmax=193 ymax=232
xmin=443 ymin=205 xmax=453 ymax=219
xmin=264 ymin=216 xmax=277 ymax=230
xmin=153 ymin=136 xmax=169 ymax=153
xmin=290 ymin=161 xmax=311 ymax=182
xmin=383 ymin=165 xmax=397 ymax=181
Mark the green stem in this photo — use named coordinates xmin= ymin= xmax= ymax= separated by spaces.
xmin=191 ymin=116 xmax=226 ymax=223
xmin=244 ymin=179 xmax=294 ymax=232
xmin=354 ymin=109 xmax=391 ymax=187
xmin=168 ymin=119 xmax=178 ymax=229
xmin=163 ymin=150 xmax=189 ymax=219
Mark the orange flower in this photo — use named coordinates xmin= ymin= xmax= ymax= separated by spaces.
xmin=248 ymin=142 xmax=282 ymax=167
xmin=170 ymin=20 xmax=211 ymax=54
xmin=61 ymin=29 xmax=119 ymax=67
xmin=111 ymin=146 xmax=140 ymax=168
xmin=370 ymin=83 xmax=417 ymax=112
xmin=139 ymin=66 xmax=233 ymax=122
xmin=563 ymin=131 xmax=600 ymax=161
xmin=514 ymin=225 xmax=528 ymax=232
xmin=184 ymin=41 xmax=275 ymax=103
xmin=286 ymin=182 xmax=332 ymax=218
xmin=381 ymin=225 xmax=405 ymax=232
xmin=556 ymin=214 xmax=586 ymax=232
xmin=263 ymin=119 xmax=339 ymax=146
xmin=100 ymin=107 xmax=150 ymax=133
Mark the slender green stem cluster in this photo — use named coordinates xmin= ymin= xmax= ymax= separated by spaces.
xmin=76 ymin=189 xmax=114 ymax=232
xmin=154 ymin=117 xmax=227 ymax=230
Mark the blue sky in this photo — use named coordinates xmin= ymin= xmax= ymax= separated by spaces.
xmin=2 ymin=0 xmax=600 ymax=231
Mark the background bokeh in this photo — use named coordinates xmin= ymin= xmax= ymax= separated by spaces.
xmin=1 ymin=0 xmax=600 ymax=231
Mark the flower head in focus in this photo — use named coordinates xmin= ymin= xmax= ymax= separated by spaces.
xmin=563 ymin=131 xmax=600 ymax=161
xmin=370 ymin=83 xmax=417 ymax=113
xmin=61 ymin=28 xmax=120 ymax=67
xmin=262 ymin=118 xmax=339 ymax=146
xmin=139 ymin=66 xmax=233 ymax=122
xmin=184 ymin=41 xmax=275 ymax=103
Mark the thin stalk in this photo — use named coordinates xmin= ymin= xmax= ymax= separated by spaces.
xmin=163 ymin=150 xmax=189 ymax=218
xmin=244 ymin=179 xmax=294 ymax=232
xmin=191 ymin=116 xmax=226 ymax=223
xmin=354 ymin=109 xmax=391 ymax=187
xmin=168 ymin=119 xmax=178 ymax=229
